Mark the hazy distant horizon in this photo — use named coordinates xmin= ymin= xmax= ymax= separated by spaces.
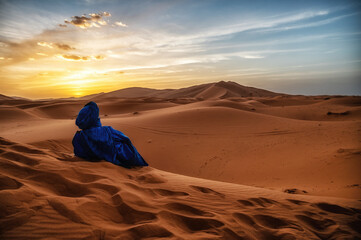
xmin=0 ymin=0 xmax=360 ymax=98
xmin=2 ymin=80 xmax=360 ymax=100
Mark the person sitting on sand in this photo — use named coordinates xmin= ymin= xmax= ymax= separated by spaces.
xmin=72 ymin=101 xmax=148 ymax=168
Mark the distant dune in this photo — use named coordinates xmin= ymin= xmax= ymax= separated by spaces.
xmin=0 ymin=81 xmax=360 ymax=239
xmin=83 ymin=81 xmax=284 ymax=100
xmin=0 ymin=94 xmax=14 ymax=101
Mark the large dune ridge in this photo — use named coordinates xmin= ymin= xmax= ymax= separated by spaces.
xmin=0 ymin=81 xmax=360 ymax=239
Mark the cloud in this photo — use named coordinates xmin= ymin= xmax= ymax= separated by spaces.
xmin=241 ymin=55 xmax=265 ymax=59
xmin=0 ymin=42 xmax=8 ymax=48
xmin=253 ymin=13 xmax=357 ymax=33
xmin=57 ymin=54 xmax=105 ymax=61
xmin=37 ymin=41 xmax=75 ymax=50
xmin=64 ymin=12 xmax=111 ymax=28
xmin=37 ymin=41 xmax=53 ymax=48
xmin=94 ymin=55 xmax=104 ymax=60
xmin=54 ymin=43 xmax=75 ymax=50
xmin=115 ymin=21 xmax=127 ymax=27
xmin=150 ymin=10 xmax=332 ymax=49
xmin=58 ymin=24 xmax=67 ymax=28
xmin=59 ymin=54 xmax=89 ymax=61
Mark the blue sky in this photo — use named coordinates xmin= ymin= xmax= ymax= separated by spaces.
xmin=0 ymin=0 xmax=360 ymax=98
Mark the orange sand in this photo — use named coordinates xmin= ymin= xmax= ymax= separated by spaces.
xmin=1 ymin=81 xmax=360 ymax=239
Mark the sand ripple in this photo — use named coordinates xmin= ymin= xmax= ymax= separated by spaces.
xmin=0 ymin=137 xmax=360 ymax=239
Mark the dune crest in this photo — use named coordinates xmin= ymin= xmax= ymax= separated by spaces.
xmin=85 ymin=81 xmax=283 ymax=100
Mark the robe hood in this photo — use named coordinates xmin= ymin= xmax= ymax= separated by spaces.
xmin=76 ymin=101 xmax=101 ymax=130
xmin=73 ymin=101 xmax=148 ymax=167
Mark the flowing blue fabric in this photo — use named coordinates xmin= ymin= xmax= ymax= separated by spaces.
xmin=72 ymin=101 xmax=148 ymax=168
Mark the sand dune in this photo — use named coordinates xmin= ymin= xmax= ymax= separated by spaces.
xmin=1 ymin=137 xmax=360 ymax=239
xmin=0 ymin=94 xmax=14 ymax=101
xmin=0 ymin=81 xmax=360 ymax=239
xmin=90 ymin=87 xmax=172 ymax=100
xmin=0 ymin=95 xmax=360 ymax=198
xmin=86 ymin=81 xmax=283 ymax=100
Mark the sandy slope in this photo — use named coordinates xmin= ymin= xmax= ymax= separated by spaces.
xmin=0 ymin=137 xmax=360 ymax=239
xmin=89 ymin=81 xmax=283 ymax=101
xmin=0 ymin=82 xmax=361 ymax=239
xmin=1 ymin=96 xmax=359 ymax=199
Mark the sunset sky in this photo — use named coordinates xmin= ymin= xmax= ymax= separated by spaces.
xmin=0 ymin=0 xmax=360 ymax=98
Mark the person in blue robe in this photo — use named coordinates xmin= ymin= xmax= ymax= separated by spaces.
xmin=72 ymin=101 xmax=148 ymax=168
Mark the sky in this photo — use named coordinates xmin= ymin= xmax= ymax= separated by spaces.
xmin=0 ymin=0 xmax=360 ymax=98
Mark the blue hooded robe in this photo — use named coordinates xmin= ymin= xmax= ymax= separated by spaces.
xmin=72 ymin=101 xmax=148 ymax=168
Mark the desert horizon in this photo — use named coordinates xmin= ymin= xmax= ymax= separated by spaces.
xmin=1 ymin=0 xmax=361 ymax=239
xmin=1 ymin=80 xmax=361 ymax=239
xmin=2 ymin=80 xmax=361 ymax=102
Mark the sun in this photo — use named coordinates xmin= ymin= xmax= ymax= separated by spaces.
xmin=74 ymin=91 xmax=83 ymax=97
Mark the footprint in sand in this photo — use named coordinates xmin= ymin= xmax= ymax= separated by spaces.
xmin=190 ymin=185 xmax=225 ymax=198
xmin=246 ymin=197 xmax=279 ymax=208
xmin=0 ymin=174 xmax=23 ymax=190
xmin=48 ymin=198 xmax=86 ymax=224
xmin=159 ymin=210 xmax=224 ymax=232
xmin=233 ymin=212 xmax=257 ymax=226
xmin=314 ymin=202 xmax=355 ymax=215
xmin=295 ymin=214 xmax=336 ymax=231
xmin=27 ymin=172 xmax=92 ymax=197
xmin=163 ymin=202 xmax=214 ymax=217
xmin=0 ymin=137 xmax=16 ymax=146
xmin=284 ymin=188 xmax=308 ymax=194
xmin=286 ymin=199 xmax=310 ymax=205
xmin=237 ymin=199 xmax=255 ymax=207
xmin=1 ymin=150 xmax=40 ymax=166
xmin=153 ymin=188 xmax=189 ymax=197
xmin=253 ymin=214 xmax=302 ymax=230
xmin=111 ymin=193 xmax=157 ymax=224
xmin=9 ymin=144 xmax=45 ymax=155
xmin=135 ymin=173 xmax=167 ymax=184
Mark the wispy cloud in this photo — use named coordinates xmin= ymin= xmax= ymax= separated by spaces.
xmin=241 ymin=55 xmax=265 ymax=59
xmin=57 ymin=54 xmax=105 ymax=61
xmin=109 ymin=10 xmax=334 ymax=61
xmin=37 ymin=42 xmax=54 ymax=48
xmin=64 ymin=12 xmax=111 ymax=28
xmin=253 ymin=13 xmax=357 ymax=33
xmin=54 ymin=43 xmax=76 ymax=51
xmin=115 ymin=21 xmax=128 ymax=27
xmin=169 ymin=10 xmax=330 ymax=44
xmin=37 ymin=42 xmax=75 ymax=50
